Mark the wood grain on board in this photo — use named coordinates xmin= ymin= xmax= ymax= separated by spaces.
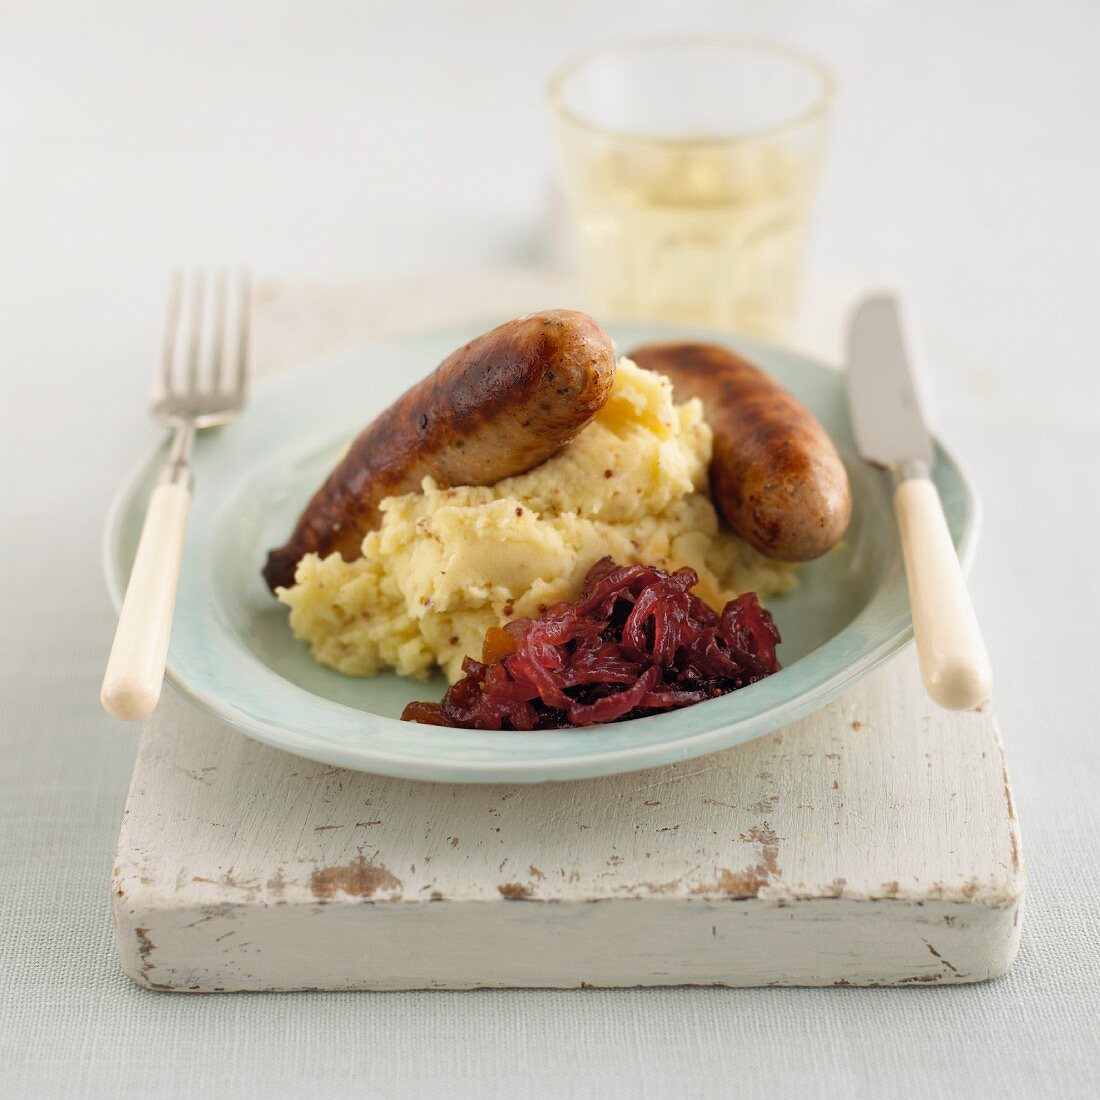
xmin=114 ymin=650 xmax=1023 ymax=991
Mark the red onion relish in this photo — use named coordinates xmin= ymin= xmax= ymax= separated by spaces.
xmin=402 ymin=557 xmax=781 ymax=730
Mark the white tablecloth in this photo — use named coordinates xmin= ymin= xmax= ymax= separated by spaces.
xmin=2 ymin=2 xmax=1098 ymax=1097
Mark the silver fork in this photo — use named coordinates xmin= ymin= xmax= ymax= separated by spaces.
xmin=101 ymin=269 xmax=251 ymax=720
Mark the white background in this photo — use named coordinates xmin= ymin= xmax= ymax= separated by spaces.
xmin=2 ymin=1 xmax=1098 ymax=1096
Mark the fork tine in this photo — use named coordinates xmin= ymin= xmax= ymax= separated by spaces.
xmin=208 ymin=268 xmax=228 ymax=392
xmin=157 ymin=269 xmax=184 ymax=396
xmin=232 ymin=270 xmax=252 ymax=397
xmin=185 ymin=269 xmax=206 ymax=393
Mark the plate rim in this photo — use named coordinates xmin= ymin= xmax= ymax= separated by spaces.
xmin=103 ymin=322 xmax=980 ymax=782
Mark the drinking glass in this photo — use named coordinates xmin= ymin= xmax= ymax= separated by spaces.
xmin=548 ymin=38 xmax=834 ymax=338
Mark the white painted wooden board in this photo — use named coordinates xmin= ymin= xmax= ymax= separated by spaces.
xmin=113 ymin=650 xmax=1023 ymax=991
xmin=111 ymin=275 xmax=1023 ymax=991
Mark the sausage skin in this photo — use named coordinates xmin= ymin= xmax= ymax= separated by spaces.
xmin=263 ymin=310 xmax=616 ymax=592
xmin=629 ymin=343 xmax=851 ymax=562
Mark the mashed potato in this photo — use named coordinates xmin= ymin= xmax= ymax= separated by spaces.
xmin=278 ymin=358 xmax=797 ymax=682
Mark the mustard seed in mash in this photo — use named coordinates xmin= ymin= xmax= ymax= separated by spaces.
xmin=277 ymin=359 xmax=797 ymax=683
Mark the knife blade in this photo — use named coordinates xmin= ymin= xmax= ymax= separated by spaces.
xmin=847 ymin=295 xmax=933 ymax=474
xmin=846 ymin=294 xmax=991 ymax=711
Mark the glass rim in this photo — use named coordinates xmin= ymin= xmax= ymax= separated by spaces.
xmin=546 ymin=35 xmax=836 ymax=149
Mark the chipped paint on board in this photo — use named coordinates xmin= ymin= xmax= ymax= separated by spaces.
xmin=311 ymin=854 xmax=401 ymax=900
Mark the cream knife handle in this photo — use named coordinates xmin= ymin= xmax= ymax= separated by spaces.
xmin=894 ymin=476 xmax=991 ymax=710
xmin=101 ymin=481 xmax=191 ymax=720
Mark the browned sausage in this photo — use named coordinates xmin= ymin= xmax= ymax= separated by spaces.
xmin=629 ymin=343 xmax=851 ymax=562
xmin=263 ymin=311 xmax=616 ymax=592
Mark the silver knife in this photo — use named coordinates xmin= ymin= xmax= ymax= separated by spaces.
xmin=847 ymin=295 xmax=991 ymax=710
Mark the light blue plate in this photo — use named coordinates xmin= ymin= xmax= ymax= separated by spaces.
xmin=104 ymin=322 xmax=977 ymax=783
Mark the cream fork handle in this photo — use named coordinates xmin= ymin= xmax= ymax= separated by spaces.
xmin=101 ymin=481 xmax=191 ymax=720
xmin=894 ymin=476 xmax=992 ymax=710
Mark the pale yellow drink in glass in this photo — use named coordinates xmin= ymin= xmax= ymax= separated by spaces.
xmin=549 ymin=40 xmax=833 ymax=339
